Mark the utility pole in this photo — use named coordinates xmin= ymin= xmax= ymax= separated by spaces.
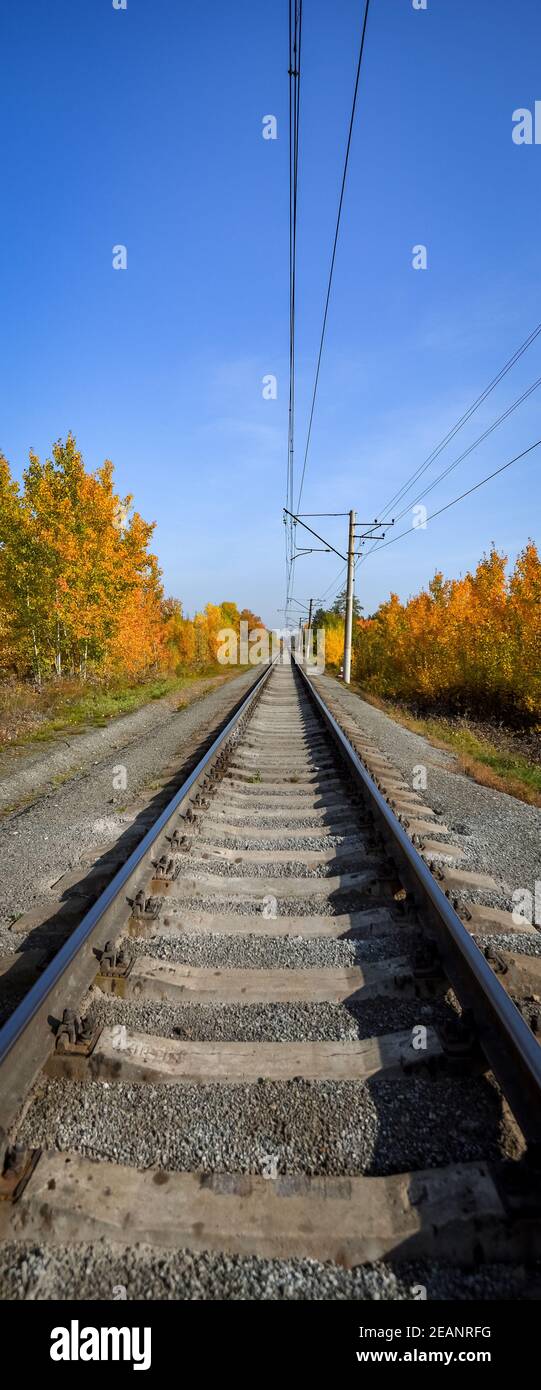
xmin=282 ymin=509 xmax=394 ymax=686
xmin=343 ymin=509 xmax=356 ymax=685
xmin=307 ymin=597 xmax=313 ymax=662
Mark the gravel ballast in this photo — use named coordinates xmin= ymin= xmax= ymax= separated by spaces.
xmin=177 ymin=854 xmax=368 ymax=879
xmin=313 ymin=674 xmax=541 ymax=913
xmin=169 ymin=895 xmax=384 ymax=918
xmin=18 ymin=1074 xmax=506 ymax=1177
xmin=0 ymin=1240 xmax=533 ymax=1301
xmin=84 ymin=990 xmax=442 ymax=1043
xmin=130 ymin=931 xmax=407 ymax=969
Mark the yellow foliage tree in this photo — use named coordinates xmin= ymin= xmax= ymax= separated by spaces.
xmin=353 ymin=544 xmax=541 ymax=723
xmin=0 ymin=436 xmax=263 ymax=688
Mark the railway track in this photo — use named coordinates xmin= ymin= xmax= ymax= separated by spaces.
xmin=1 ymin=657 xmax=541 ymax=1299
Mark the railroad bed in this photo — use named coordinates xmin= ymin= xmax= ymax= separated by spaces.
xmin=1 ymin=660 xmax=541 ymax=1301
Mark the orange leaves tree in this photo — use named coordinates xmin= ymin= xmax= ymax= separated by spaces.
xmin=353 ymin=544 xmax=541 ymax=723
xmin=0 ymin=435 xmax=164 ymax=682
xmin=508 ymin=541 xmax=541 ymax=718
xmin=310 ymin=603 xmax=346 ymax=669
xmin=162 ymin=599 xmax=196 ymax=668
xmin=0 ymin=434 xmax=265 ymax=687
xmin=322 ymin=622 xmax=345 ymax=667
xmin=163 ymin=599 xmax=265 ymax=672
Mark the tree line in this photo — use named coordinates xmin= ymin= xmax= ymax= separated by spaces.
xmin=0 ymin=435 xmax=263 ymax=686
xmin=314 ymin=545 xmax=541 ymax=724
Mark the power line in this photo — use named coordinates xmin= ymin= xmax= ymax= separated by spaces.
xmin=368 ymin=371 xmax=541 ymax=550
xmin=296 ymin=526 xmax=383 ymax=612
xmin=362 ymin=320 xmax=541 ymax=568
xmin=373 ymin=317 xmax=541 ymax=528
xmin=359 ymin=438 xmax=541 ymax=563
xmin=285 ymin=0 xmax=301 ymax=613
xmin=285 ymin=0 xmax=303 ymax=622
xmin=296 ymin=0 xmax=372 ymax=513
xmin=317 ymin=563 xmax=347 ymax=602
xmin=282 ymin=508 xmax=383 ymax=622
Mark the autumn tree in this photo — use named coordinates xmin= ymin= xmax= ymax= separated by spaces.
xmin=0 ymin=434 xmax=266 ymax=691
xmin=352 ymin=543 xmax=541 ymax=724
xmin=0 ymin=435 xmax=163 ymax=681
xmin=239 ymin=606 xmax=265 ymax=633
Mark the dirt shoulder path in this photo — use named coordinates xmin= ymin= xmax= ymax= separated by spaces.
xmin=0 ymin=673 xmax=243 ymax=815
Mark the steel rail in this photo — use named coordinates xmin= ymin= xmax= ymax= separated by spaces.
xmin=0 ymin=659 xmax=276 ymax=1158
xmin=296 ymin=661 xmax=541 ymax=1147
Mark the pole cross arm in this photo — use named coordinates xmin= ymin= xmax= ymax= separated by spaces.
xmin=283 ymin=509 xmax=348 ymax=561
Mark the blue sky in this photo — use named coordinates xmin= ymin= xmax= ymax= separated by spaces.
xmin=1 ymin=0 xmax=540 ymax=626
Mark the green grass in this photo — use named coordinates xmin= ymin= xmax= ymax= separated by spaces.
xmin=26 ymin=675 xmax=182 ymax=741
xmin=346 ymin=680 xmax=541 ymax=806
xmin=412 ymin=717 xmax=541 ymax=802
xmin=8 ymin=664 xmax=249 ymax=749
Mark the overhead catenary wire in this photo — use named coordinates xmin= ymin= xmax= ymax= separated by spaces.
xmin=367 ymin=370 xmax=541 ymax=549
xmin=284 ymin=7 xmax=541 ymax=620
xmin=285 ymin=0 xmax=301 ymax=611
xmin=282 ymin=19 xmax=541 ymax=616
xmin=361 ymin=319 xmax=541 ymax=568
xmin=359 ymin=438 xmax=541 ymax=564
xmin=316 ymin=433 xmax=541 ymax=612
xmin=296 ymin=0 xmax=372 ymax=514
xmin=284 ymin=508 xmax=347 ymax=560
xmin=302 ymin=519 xmax=385 ymax=610
xmin=315 ymin=561 xmax=348 ymax=605
xmin=284 ymin=0 xmax=303 ymax=623
xmin=315 ymin=430 xmax=539 ymax=611
xmin=372 ymin=317 xmax=541 ymax=529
